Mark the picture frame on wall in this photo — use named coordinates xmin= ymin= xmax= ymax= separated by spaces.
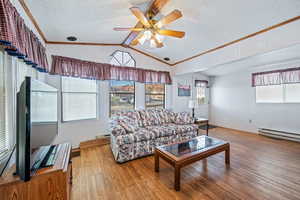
xmin=178 ymin=83 xmax=191 ymax=96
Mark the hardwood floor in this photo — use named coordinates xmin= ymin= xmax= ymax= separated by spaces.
xmin=71 ymin=128 xmax=300 ymax=200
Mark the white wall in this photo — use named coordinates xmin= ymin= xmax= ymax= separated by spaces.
xmin=45 ymin=44 xmax=173 ymax=147
xmin=172 ymin=72 xmax=210 ymax=119
xmin=210 ymin=60 xmax=300 ymax=134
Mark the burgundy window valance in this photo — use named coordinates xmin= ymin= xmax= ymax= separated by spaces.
xmin=0 ymin=0 xmax=48 ymax=72
xmin=195 ymin=80 xmax=209 ymax=88
xmin=252 ymin=67 xmax=300 ymax=87
xmin=50 ymin=55 xmax=172 ymax=84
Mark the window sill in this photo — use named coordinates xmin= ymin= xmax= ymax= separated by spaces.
xmin=61 ymin=118 xmax=98 ymax=123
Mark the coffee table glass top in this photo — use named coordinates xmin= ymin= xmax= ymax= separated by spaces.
xmin=159 ymin=136 xmax=225 ymax=157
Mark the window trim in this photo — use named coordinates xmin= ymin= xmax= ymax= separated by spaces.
xmin=61 ymin=77 xmax=99 ymax=123
xmin=109 ymin=82 xmax=136 ymax=117
xmin=145 ymin=83 xmax=166 ymax=109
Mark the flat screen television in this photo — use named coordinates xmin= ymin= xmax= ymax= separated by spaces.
xmin=15 ymin=77 xmax=58 ymax=181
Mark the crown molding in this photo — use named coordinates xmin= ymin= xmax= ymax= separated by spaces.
xmin=18 ymin=0 xmax=300 ymax=68
xmin=126 ymin=46 xmax=172 ymax=66
xmin=46 ymin=41 xmax=120 ymax=46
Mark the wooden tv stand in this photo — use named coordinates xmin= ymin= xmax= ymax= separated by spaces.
xmin=0 ymin=143 xmax=72 ymax=200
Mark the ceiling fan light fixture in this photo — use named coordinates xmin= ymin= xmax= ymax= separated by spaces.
xmin=155 ymin=33 xmax=164 ymax=43
xmin=144 ymin=30 xmax=152 ymax=40
xmin=150 ymin=39 xmax=156 ymax=48
xmin=138 ymin=34 xmax=147 ymax=45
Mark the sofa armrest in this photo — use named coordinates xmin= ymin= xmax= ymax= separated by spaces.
xmin=110 ymin=124 xmax=127 ymax=137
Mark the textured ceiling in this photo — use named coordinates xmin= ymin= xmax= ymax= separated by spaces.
xmin=25 ymin=0 xmax=300 ymax=64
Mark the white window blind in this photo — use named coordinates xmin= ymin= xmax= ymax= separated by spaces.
xmin=0 ymin=50 xmax=8 ymax=161
xmin=62 ymin=77 xmax=98 ymax=121
xmin=31 ymin=80 xmax=58 ymax=123
xmin=256 ymin=84 xmax=300 ymax=103
xmin=285 ymin=83 xmax=300 ymax=103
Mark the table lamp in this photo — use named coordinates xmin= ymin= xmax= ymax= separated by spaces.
xmin=188 ymin=100 xmax=198 ymax=118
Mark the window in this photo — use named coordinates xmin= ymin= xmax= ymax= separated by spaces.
xmin=31 ymin=80 xmax=58 ymax=123
xmin=195 ymin=80 xmax=208 ymax=104
xmin=0 ymin=50 xmax=39 ymax=164
xmin=110 ymin=50 xmax=135 ymax=67
xmin=145 ymin=83 xmax=165 ymax=109
xmin=196 ymin=87 xmax=206 ymax=104
xmin=256 ymin=85 xmax=283 ymax=103
xmin=109 ymin=51 xmax=136 ymax=116
xmin=0 ymin=50 xmax=8 ymax=162
xmin=110 ymin=81 xmax=135 ymax=115
xmin=256 ymin=84 xmax=300 ymax=103
xmin=62 ymin=77 xmax=98 ymax=121
xmin=285 ymin=84 xmax=300 ymax=102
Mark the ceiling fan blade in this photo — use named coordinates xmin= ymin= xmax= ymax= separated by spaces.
xmin=149 ymin=0 xmax=170 ymax=15
xmin=157 ymin=30 xmax=185 ymax=38
xmin=131 ymin=33 xmax=144 ymax=46
xmin=155 ymin=9 xmax=182 ymax=28
xmin=152 ymin=36 xmax=164 ymax=48
xmin=122 ymin=0 xmax=169 ymax=46
xmin=114 ymin=27 xmax=144 ymax=31
xmin=130 ymin=7 xmax=151 ymax=28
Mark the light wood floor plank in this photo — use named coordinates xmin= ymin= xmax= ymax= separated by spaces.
xmin=71 ymin=128 xmax=300 ymax=200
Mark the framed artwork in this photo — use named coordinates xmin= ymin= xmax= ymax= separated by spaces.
xmin=178 ymin=83 xmax=191 ymax=96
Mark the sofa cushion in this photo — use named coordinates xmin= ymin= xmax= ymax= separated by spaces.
xmin=174 ymin=112 xmax=194 ymax=125
xmin=114 ymin=123 xmax=198 ymax=146
xmin=174 ymin=124 xmax=198 ymax=133
xmin=115 ymin=128 xmax=156 ymax=145
xmin=155 ymin=109 xmax=175 ymax=124
xmin=145 ymin=124 xmax=178 ymax=137
xmin=139 ymin=109 xmax=160 ymax=126
xmin=118 ymin=116 xmax=139 ymax=133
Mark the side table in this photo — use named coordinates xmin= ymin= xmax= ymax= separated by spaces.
xmin=195 ymin=118 xmax=209 ymax=136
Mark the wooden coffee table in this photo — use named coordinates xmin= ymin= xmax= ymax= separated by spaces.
xmin=154 ymin=136 xmax=230 ymax=191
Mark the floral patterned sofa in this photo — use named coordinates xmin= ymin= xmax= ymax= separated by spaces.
xmin=109 ymin=109 xmax=198 ymax=163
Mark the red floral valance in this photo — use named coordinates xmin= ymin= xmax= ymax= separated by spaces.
xmin=0 ymin=0 xmax=48 ymax=72
xmin=50 ymin=55 xmax=172 ymax=84
xmin=252 ymin=67 xmax=300 ymax=87
xmin=195 ymin=80 xmax=209 ymax=88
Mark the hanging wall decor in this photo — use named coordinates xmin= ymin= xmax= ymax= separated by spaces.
xmin=178 ymin=83 xmax=191 ymax=96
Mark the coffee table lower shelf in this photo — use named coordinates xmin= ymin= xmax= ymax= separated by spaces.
xmin=154 ymin=137 xmax=230 ymax=191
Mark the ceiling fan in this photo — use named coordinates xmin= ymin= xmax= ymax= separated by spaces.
xmin=114 ymin=0 xmax=185 ymax=48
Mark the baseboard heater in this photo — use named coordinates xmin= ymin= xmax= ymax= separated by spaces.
xmin=258 ymin=128 xmax=300 ymax=142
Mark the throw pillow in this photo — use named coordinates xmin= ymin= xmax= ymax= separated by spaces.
xmin=118 ymin=116 xmax=139 ymax=133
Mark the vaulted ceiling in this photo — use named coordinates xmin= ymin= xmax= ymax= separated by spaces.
xmin=23 ymin=0 xmax=300 ymax=65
